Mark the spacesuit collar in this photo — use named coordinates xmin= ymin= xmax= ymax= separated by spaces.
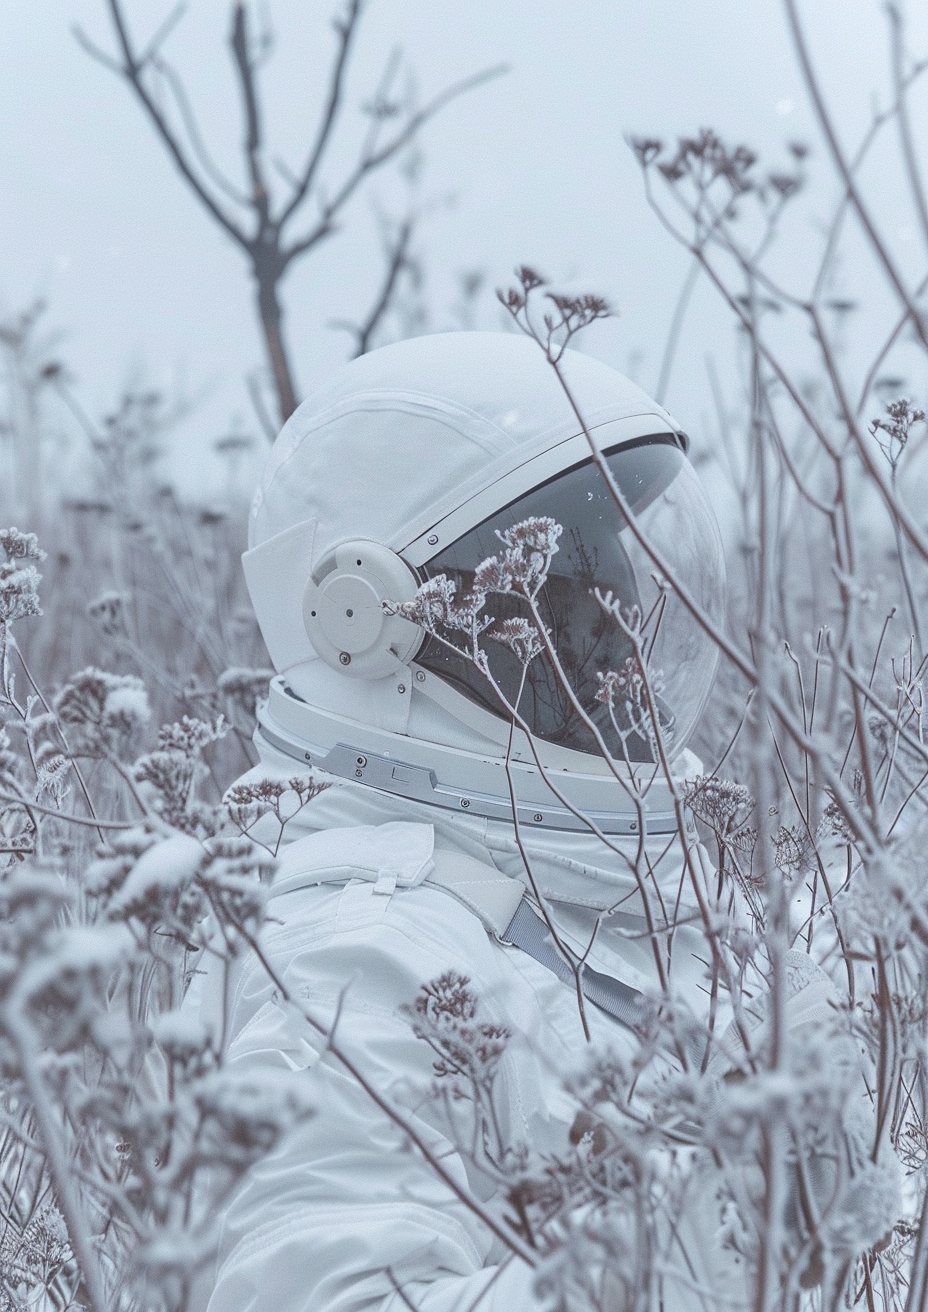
xmin=262 ymin=751 xmax=700 ymax=918
xmin=256 ymin=675 xmax=690 ymax=840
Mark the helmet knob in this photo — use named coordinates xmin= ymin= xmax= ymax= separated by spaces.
xmin=303 ymin=541 xmax=422 ymax=679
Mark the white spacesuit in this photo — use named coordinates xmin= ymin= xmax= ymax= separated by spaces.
xmin=193 ymin=333 xmax=881 ymax=1312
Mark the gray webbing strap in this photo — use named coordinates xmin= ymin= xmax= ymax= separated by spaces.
xmin=427 ymin=850 xmax=647 ymax=1035
xmin=502 ymin=899 xmax=648 ymax=1033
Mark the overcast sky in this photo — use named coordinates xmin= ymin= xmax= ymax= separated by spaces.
xmin=2 ymin=0 xmax=926 ymax=495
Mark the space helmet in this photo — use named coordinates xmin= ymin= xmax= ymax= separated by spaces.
xmin=243 ymin=332 xmax=724 ymax=836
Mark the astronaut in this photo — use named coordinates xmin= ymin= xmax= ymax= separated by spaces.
xmin=195 ymin=332 xmax=884 ymax=1312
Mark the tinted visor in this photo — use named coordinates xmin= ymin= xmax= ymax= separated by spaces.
xmin=415 ymin=435 xmax=724 ymax=763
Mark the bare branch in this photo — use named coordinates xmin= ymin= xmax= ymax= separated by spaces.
xmin=655 ymin=252 xmax=700 ymax=403
xmin=153 ymin=54 xmax=250 ymax=208
xmin=635 ymin=163 xmax=928 ymax=568
xmin=887 ymin=4 xmax=928 ymax=263
xmin=83 ymin=3 xmax=505 ymax=426
xmin=276 ymin=0 xmax=366 ymax=228
xmin=93 ymin=0 xmax=250 ymax=251
xmin=282 ymin=63 xmax=508 ymax=264
xmin=71 ymin=23 xmax=124 ymax=75
xmin=855 ymin=270 xmax=928 ymax=416
xmin=229 ymin=1 xmax=271 ymax=226
xmin=784 ymin=0 xmax=928 ymax=353
xmin=245 ymin=370 xmax=278 ymax=441
xmin=0 ymin=792 xmax=140 ymax=831
xmin=329 ymin=212 xmax=416 ymax=356
xmin=137 ymin=0 xmax=187 ymax=65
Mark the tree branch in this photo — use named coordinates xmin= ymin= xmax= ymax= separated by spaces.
xmin=887 ymin=5 xmax=928 ymax=263
xmin=329 ymin=212 xmax=415 ymax=356
xmin=154 ymin=54 xmax=250 ymax=208
xmin=229 ymin=1 xmax=271 ymax=228
xmin=84 ymin=2 xmax=506 ymax=425
xmin=276 ymin=0 xmax=365 ymax=228
xmin=282 ymin=63 xmax=508 ymax=264
xmin=93 ymin=0 xmax=250 ymax=251
xmin=784 ymin=0 xmax=928 ymax=353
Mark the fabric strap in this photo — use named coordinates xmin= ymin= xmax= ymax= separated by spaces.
xmin=428 ymin=850 xmax=647 ymax=1034
xmin=502 ymin=898 xmax=647 ymax=1031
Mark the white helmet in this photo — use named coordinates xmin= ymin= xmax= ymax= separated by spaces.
xmin=244 ymin=332 xmax=724 ymax=837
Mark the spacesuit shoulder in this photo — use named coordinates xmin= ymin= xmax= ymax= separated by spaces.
xmin=267 ymin=818 xmax=435 ymax=900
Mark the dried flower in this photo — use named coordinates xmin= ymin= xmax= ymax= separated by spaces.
xmin=495 ymin=517 xmax=562 ymax=597
xmin=0 ymin=1204 xmax=71 ymax=1293
xmin=683 ymin=775 xmax=755 ymax=837
xmin=490 ymin=616 xmax=545 ymax=665
xmin=595 ymin=658 xmax=654 ymax=709
xmin=388 ymin=574 xmax=459 ymax=629
xmin=198 ymin=834 xmax=275 ymax=940
xmin=472 ymin=555 xmax=515 ymax=597
xmin=107 ymin=832 xmax=208 ymax=937
xmin=152 ymin=1008 xmax=215 ymax=1078
xmin=595 ymin=657 xmax=666 ymax=747
xmin=158 ymin=715 xmax=226 ymax=755
xmin=0 ymin=529 xmax=45 ymax=564
xmin=224 ymin=774 xmax=329 ymax=839
xmin=0 ymin=528 xmax=45 ymax=627
xmin=84 ymin=825 xmax=162 ymax=903
xmin=818 ymin=796 xmax=855 ymax=843
xmin=133 ymin=717 xmax=229 ymax=836
xmin=55 ymin=668 xmax=151 ymax=760
xmin=407 ymin=972 xmax=510 ymax=1103
xmin=217 ymin=667 xmax=274 ymax=715
xmin=870 ymin=397 xmax=926 ymax=472
xmin=388 ymin=574 xmax=493 ymax=644
xmin=772 ymin=823 xmax=815 ymax=881
xmin=88 ymin=590 xmax=129 ymax=637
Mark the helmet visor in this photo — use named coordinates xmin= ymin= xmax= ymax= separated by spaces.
xmin=413 ymin=435 xmax=725 ymax=764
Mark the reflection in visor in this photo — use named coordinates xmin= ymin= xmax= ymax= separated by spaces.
xmin=413 ymin=435 xmax=723 ymax=763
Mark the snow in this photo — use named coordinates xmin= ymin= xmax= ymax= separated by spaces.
xmin=104 ymin=684 xmax=152 ymax=724
xmin=14 ymin=924 xmax=135 ymax=1002
xmin=152 ymin=1008 xmax=212 ymax=1053
xmin=112 ymin=833 xmax=206 ymax=911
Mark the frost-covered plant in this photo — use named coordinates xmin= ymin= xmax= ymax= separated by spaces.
xmin=133 ymin=715 xmax=228 ymax=837
xmin=0 ymin=530 xmax=44 ymax=629
xmin=0 ymin=842 xmax=313 ymax=1312
xmin=869 ymin=398 xmax=926 ymax=476
xmin=0 ymin=532 xmax=334 ymax=1312
xmin=224 ymin=774 xmax=330 ymax=856
xmin=55 ymin=668 xmax=151 ymax=762
xmin=404 ymin=971 xmax=512 ymax=1171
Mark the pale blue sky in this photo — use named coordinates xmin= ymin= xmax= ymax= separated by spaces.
xmin=2 ymin=1 xmax=925 ymax=493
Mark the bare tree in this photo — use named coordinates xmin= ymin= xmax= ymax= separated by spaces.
xmin=75 ymin=1 xmax=505 ymax=425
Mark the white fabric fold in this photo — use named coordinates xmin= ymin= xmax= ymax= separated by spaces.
xmin=271 ymin=820 xmax=435 ymax=898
